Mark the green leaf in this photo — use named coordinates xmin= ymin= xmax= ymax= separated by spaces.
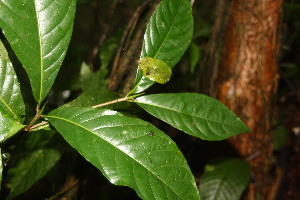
xmin=47 ymin=107 xmax=199 ymax=200
xmin=131 ymin=0 xmax=193 ymax=94
xmin=0 ymin=106 xmax=25 ymax=142
xmin=0 ymin=40 xmax=9 ymax=60
xmin=6 ymin=148 xmax=61 ymax=200
xmin=199 ymin=158 xmax=251 ymax=200
xmin=135 ymin=93 xmax=250 ymax=141
xmin=0 ymin=0 xmax=77 ymax=104
xmin=0 ymin=148 xmax=2 ymax=190
xmin=0 ymin=41 xmax=25 ymax=122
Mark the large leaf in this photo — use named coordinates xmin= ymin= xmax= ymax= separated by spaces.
xmin=0 ymin=0 xmax=77 ymax=104
xmin=0 ymin=106 xmax=25 ymax=142
xmin=131 ymin=0 xmax=193 ymax=94
xmin=199 ymin=159 xmax=251 ymax=200
xmin=135 ymin=93 xmax=250 ymax=141
xmin=0 ymin=41 xmax=25 ymax=122
xmin=47 ymin=107 xmax=199 ymax=200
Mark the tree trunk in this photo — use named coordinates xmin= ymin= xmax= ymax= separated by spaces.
xmin=213 ymin=0 xmax=283 ymax=199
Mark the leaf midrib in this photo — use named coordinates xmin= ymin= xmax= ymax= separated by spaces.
xmin=33 ymin=0 xmax=44 ymax=105
xmin=132 ymin=0 xmax=188 ymax=93
xmin=153 ymin=0 xmax=182 ymax=61
xmin=0 ymin=96 xmax=19 ymax=121
xmin=47 ymin=114 xmax=185 ymax=200
xmin=136 ymin=100 xmax=240 ymax=129
xmin=210 ymin=161 xmax=238 ymax=200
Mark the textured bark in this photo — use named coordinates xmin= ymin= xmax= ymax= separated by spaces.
xmin=213 ymin=0 xmax=283 ymax=199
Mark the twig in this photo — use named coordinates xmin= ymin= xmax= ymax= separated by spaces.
xmin=29 ymin=121 xmax=49 ymax=131
xmin=92 ymin=96 xmax=132 ymax=108
xmin=47 ymin=178 xmax=79 ymax=200
xmin=24 ymin=105 xmax=41 ymax=131
xmin=92 ymin=93 xmax=143 ymax=108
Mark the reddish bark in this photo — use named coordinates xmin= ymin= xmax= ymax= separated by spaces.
xmin=214 ymin=0 xmax=283 ymax=199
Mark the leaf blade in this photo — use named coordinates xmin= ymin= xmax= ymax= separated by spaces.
xmin=0 ymin=106 xmax=25 ymax=142
xmin=131 ymin=0 xmax=193 ymax=94
xmin=135 ymin=93 xmax=250 ymax=141
xmin=0 ymin=41 xmax=25 ymax=122
xmin=6 ymin=148 xmax=61 ymax=200
xmin=199 ymin=159 xmax=251 ymax=200
xmin=0 ymin=0 xmax=76 ymax=104
xmin=0 ymin=148 xmax=2 ymax=190
xmin=47 ymin=107 xmax=199 ymax=200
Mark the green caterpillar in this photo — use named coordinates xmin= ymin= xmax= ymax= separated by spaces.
xmin=138 ymin=57 xmax=172 ymax=84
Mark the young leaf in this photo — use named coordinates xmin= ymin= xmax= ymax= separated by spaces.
xmin=0 ymin=41 xmax=25 ymax=122
xmin=6 ymin=149 xmax=61 ymax=200
xmin=47 ymin=107 xmax=199 ymax=200
xmin=199 ymin=158 xmax=251 ymax=200
xmin=0 ymin=107 xmax=25 ymax=143
xmin=0 ymin=0 xmax=77 ymax=104
xmin=135 ymin=93 xmax=250 ymax=141
xmin=131 ymin=0 xmax=193 ymax=94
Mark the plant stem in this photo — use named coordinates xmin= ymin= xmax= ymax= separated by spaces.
xmin=24 ymin=105 xmax=41 ymax=131
xmin=29 ymin=121 xmax=49 ymax=131
xmin=92 ymin=93 xmax=143 ymax=108
xmin=92 ymin=96 xmax=131 ymax=108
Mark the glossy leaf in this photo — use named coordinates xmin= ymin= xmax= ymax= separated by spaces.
xmin=131 ymin=0 xmax=193 ymax=94
xmin=6 ymin=148 xmax=61 ymax=200
xmin=0 ymin=41 xmax=25 ymax=122
xmin=47 ymin=107 xmax=199 ymax=200
xmin=135 ymin=93 xmax=250 ymax=141
xmin=0 ymin=0 xmax=77 ymax=104
xmin=0 ymin=148 xmax=2 ymax=190
xmin=199 ymin=159 xmax=251 ymax=200
xmin=0 ymin=106 xmax=25 ymax=142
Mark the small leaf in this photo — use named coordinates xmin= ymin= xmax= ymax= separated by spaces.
xmin=135 ymin=93 xmax=250 ymax=141
xmin=0 ymin=107 xmax=25 ymax=143
xmin=131 ymin=0 xmax=193 ymax=94
xmin=0 ymin=0 xmax=77 ymax=104
xmin=47 ymin=107 xmax=199 ymax=200
xmin=6 ymin=148 xmax=61 ymax=200
xmin=0 ymin=41 xmax=25 ymax=122
xmin=199 ymin=158 xmax=251 ymax=200
xmin=138 ymin=57 xmax=172 ymax=84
